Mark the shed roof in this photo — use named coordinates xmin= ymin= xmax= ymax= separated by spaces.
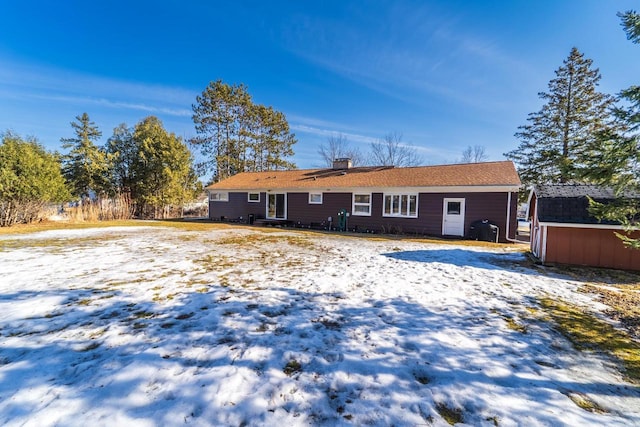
xmin=206 ymin=161 xmax=521 ymax=191
xmin=534 ymin=184 xmax=638 ymax=225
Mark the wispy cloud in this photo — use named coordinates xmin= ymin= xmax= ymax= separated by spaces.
xmin=290 ymin=123 xmax=377 ymax=145
xmin=22 ymin=93 xmax=192 ymax=117
xmin=280 ymin=4 xmax=534 ymax=112
xmin=0 ymin=58 xmax=196 ymax=117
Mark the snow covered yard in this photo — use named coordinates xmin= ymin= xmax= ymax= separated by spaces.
xmin=0 ymin=224 xmax=639 ymax=426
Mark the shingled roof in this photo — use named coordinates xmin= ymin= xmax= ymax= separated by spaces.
xmin=206 ymin=161 xmax=521 ymax=191
xmin=534 ymin=184 xmax=638 ymax=225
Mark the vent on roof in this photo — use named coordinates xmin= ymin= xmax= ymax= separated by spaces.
xmin=333 ymin=158 xmax=352 ymax=170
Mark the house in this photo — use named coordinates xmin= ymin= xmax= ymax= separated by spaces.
xmin=205 ymin=160 xmax=521 ymax=242
xmin=528 ymin=184 xmax=640 ymax=271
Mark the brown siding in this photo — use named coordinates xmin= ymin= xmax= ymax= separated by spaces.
xmin=210 ymin=190 xmax=516 ymax=241
xmin=545 ymin=226 xmax=640 ymax=271
xmin=209 ymin=192 xmax=266 ymax=222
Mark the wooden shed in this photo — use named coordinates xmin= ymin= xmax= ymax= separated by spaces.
xmin=528 ymin=184 xmax=640 ymax=271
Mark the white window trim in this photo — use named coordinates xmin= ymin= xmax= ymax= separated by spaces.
xmin=308 ymin=192 xmax=323 ymax=204
xmin=209 ymin=191 xmax=229 ymax=202
xmin=382 ymin=193 xmax=418 ymax=218
xmin=248 ymin=192 xmax=260 ymax=203
xmin=352 ymin=193 xmax=372 ymax=216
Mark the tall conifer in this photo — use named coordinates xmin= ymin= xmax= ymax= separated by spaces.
xmin=505 ymin=48 xmax=620 ymax=185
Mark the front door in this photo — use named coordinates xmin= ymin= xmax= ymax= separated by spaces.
xmin=442 ymin=198 xmax=465 ymax=236
xmin=267 ymin=193 xmax=286 ymax=219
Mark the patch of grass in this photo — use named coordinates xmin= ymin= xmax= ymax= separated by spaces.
xmin=580 ymin=284 xmax=640 ymax=340
xmin=486 ymin=416 xmax=500 ymax=426
xmin=435 ymin=402 xmax=464 ymax=425
xmin=503 ymin=316 xmax=528 ymax=334
xmin=539 ymin=297 xmax=640 ymax=384
xmin=133 ymin=310 xmax=155 ymax=319
xmin=283 ymin=359 xmax=302 ymax=376
xmin=215 ymin=232 xmax=314 ymax=249
xmin=561 ymin=390 xmax=608 ymax=414
xmin=491 ymin=309 xmax=528 ymax=334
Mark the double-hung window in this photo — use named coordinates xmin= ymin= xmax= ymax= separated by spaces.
xmin=352 ymin=194 xmax=371 ymax=216
xmin=383 ymin=194 xmax=418 ymax=218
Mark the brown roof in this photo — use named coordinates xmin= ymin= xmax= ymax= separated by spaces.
xmin=206 ymin=161 xmax=521 ymax=191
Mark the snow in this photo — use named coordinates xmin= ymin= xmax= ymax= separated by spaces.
xmin=0 ymin=225 xmax=639 ymax=426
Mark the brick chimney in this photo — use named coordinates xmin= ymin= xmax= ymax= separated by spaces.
xmin=332 ymin=158 xmax=352 ymax=170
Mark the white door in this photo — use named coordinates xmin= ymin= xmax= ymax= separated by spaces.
xmin=442 ymin=198 xmax=465 ymax=236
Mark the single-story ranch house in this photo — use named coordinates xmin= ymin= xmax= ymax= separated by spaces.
xmin=528 ymin=184 xmax=640 ymax=271
xmin=205 ymin=160 xmax=521 ymax=242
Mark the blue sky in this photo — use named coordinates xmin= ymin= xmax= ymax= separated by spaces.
xmin=1 ymin=1 xmax=639 ymax=170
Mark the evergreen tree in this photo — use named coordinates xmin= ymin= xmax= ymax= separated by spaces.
xmin=132 ymin=116 xmax=200 ymax=218
xmin=505 ymin=48 xmax=620 ymax=185
xmin=105 ymin=123 xmax=136 ymax=195
xmin=191 ymin=80 xmax=296 ymax=181
xmin=586 ymin=11 xmax=640 ymax=249
xmin=61 ymin=113 xmax=112 ymax=199
xmin=0 ymin=131 xmax=70 ymax=226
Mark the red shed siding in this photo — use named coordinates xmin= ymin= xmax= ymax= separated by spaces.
xmin=210 ymin=191 xmax=517 ymax=241
xmin=544 ymin=226 xmax=640 ymax=271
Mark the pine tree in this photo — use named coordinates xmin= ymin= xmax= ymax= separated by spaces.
xmin=505 ymin=48 xmax=620 ymax=186
xmin=61 ymin=113 xmax=112 ymax=199
xmin=191 ymin=80 xmax=296 ymax=181
xmin=585 ymin=12 xmax=640 ymax=249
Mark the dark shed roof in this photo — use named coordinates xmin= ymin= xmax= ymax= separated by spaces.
xmin=534 ymin=184 xmax=637 ymax=225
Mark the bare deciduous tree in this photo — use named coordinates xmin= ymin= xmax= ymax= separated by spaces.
xmin=369 ymin=132 xmax=423 ymax=167
xmin=459 ymin=145 xmax=488 ymax=163
xmin=317 ymin=134 xmax=364 ymax=167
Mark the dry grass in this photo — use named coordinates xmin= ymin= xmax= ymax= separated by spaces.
xmin=580 ymin=284 xmax=640 ymax=340
xmin=539 ymin=297 xmax=640 ymax=384
xmin=435 ymin=402 xmax=464 ymax=425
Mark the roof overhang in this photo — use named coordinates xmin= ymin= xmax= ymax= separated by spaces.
xmin=538 ymin=221 xmax=630 ymax=230
xmin=206 ymin=185 xmax=520 ymax=193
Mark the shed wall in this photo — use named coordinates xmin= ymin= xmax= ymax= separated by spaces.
xmin=545 ymin=226 xmax=640 ymax=271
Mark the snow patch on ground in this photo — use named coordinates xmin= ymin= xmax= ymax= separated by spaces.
xmin=0 ymin=226 xmax=638 ymax=426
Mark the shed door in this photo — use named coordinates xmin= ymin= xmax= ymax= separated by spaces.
xmin=442 ymin=198 xmax=465 ymax=236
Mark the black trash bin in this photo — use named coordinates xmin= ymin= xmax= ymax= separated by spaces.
xmin=248 ymin=214 xmax=255 ymax=225
xmin=469 ymin=219 xmax=499 ymax=242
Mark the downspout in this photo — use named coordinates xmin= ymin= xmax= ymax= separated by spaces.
xmin=505 ymin=191 xmax=520 ymax=243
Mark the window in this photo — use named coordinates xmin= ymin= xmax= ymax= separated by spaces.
xmin=209 ymin=192 xmax=228 ymax=202
xmin=383 ymin=194 xmax=418 ymax=218
xmin=447 ymin=201 xmax=461 ymax=215
xmin=248 ymin=192 xmax=260 ymax=203
xmin=352 ymin=193 xmax=371 ymax=216
xmin=308 ymin=193 xmax=323 ymax=204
